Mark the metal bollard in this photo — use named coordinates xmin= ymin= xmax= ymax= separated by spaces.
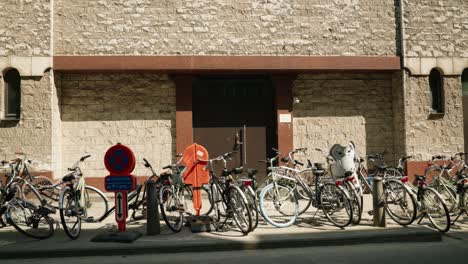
xmin=372 ymin=176 xmax=386 ymax=227
xmin=146 ymin=180 xmax=160 ymax=235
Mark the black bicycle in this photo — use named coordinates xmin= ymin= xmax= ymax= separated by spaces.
xmin=0 ymin=160 xmax=55 ymax=239
xmin=59 ymin=156 xmax=157 ymax=239
xmin=198 ymin=152 xmax=253 ymax=234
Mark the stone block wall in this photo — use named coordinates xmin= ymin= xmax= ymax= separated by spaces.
xmin=404 ymin=0 xmax=468 ymax=58
xmin=403 ymin=74 xmax=464 ymax=159
xmin=402 ymin=0 xmax=467 ymax=157
xmin=58 ymin=73 xmax=176 ymax=177
xmin=403 ymin=0 xmax=468 ymax=75
xmin=0 ymin=0 xmax=51 ymax=56
xmin=293 ymin=73 xmax=396 ymax=164
xmin=54 ymin=0 xmax=398 ymax=56
xmin=391 ymin=71 xmax=406 ymax=159
xmin=0 ymin=73 xmax=53 ymax=167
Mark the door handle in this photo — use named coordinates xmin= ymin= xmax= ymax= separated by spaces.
xmin=234 ymin=132 xmax=242 ymax=151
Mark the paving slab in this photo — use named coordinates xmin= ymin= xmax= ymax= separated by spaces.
xmin=0 ymin=194 xmax=450 ymax=259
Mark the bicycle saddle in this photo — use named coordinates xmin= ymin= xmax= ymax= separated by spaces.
xmin=62 ymin=173 xmax=75 ymax=182
xmin=314 ymin=163 xmax=325 ymax=170
xmin=401 ymin=156 xmax=413 ymax=162
xmin=313 ymin=163 xmax=325 ymax=175
xmin=231 ymin=167 xmax=244 ymax=175
xmin=414 ymin=175 xmax=426 ymax=181
xmin=221 ymin=169 xmax=230 ymax=177
xmin=247 ymin=168 xmax=258 ymax=177
xmin=313 ymin=169 xmax=325 ymax=175
xmin=375 ymin=164 xmax=388 ymax=171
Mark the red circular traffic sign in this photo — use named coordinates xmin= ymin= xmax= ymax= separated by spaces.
xmin=104 ymin=143 xmax=136 ymax=175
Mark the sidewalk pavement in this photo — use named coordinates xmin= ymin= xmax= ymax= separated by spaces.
xmin=0 ymin=194 xmax=455 ymax=260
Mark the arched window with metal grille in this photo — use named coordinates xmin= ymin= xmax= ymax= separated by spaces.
xmin=3 ymin=68 xmax=21 ymax=119
xmin=429 ymin=68 xmax=444 ymax=114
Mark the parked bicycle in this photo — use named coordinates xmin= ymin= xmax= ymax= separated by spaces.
xmin=400 ymin=174 xmax=451 ymax=232
xmin=259 ymin=148 xmax=354 ymax=228
xmin=156 ymin=156 xmax=213 ymax=232
xmin=424 ymin=154 xmax=466 ymax=213
xmin=56 ymin=155 xmax=109 ymax=239
xmin=197 ymin=151 xmax=253 ymax=234
xmin=227 ymin=167 xmax=260 ymax=231
xmin=0 ymin=159 xmax=56 ymax=239
xmin=355 ymin=154 xmax=417 ymax=226
xmin=451 ymin=172 xmax=468 ymax=225
xmin=1 ymin=153 xmax=54 ymax=205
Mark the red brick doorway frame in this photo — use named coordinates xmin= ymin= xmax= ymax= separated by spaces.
xmin=272 ymin=75 xmax=296 ymax=160
xmin=173 ymin=75 xmax=194 ymax=154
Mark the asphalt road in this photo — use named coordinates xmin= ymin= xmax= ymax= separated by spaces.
xmin=6 ymin=231 xmax=468 ymax=264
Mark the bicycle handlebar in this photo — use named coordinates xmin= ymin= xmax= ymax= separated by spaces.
xmin=80 ymin=154 xmax=91 ymax=162
xmin=295 ymin=160 xmax=304 ymax=166
xmin=195 ymin=151 xmax=237 ymax=164
xmin=452 ymin=152 xmax=468 ymax=160
xmin=432 ymin=155 xmax=447 ymax=160
xmin=292 ymin=147 xmax=307 ymax=154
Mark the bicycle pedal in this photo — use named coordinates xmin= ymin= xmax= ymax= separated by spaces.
xmin=368 ymin=210 xmax=374 ymax=216
xmin=84 ymin=216 xmax=95 ymax=223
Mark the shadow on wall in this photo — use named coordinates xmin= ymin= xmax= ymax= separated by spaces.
xmin=292 ymin=73 xmax=396 ymax=164
xmin=54 ymin=72 xmax=177 ymax=177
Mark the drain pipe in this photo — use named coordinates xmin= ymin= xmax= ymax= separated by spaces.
xmin=398 ymin=0 xmax=406 ymax=68
xmin=395 ymin=0 xmax=408 ymax=160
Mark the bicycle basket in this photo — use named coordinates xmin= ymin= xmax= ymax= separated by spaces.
xmin=172 ymin=171 xmax=184 ymax=187
xmin=270 ymin=166 xmax=298 ymax=180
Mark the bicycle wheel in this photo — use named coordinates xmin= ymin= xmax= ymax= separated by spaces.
xmin=81 ymin=186 xmax=108 ymax=222
xmin=385 ymin=168 xmax=402 ymax=179
xmin=184 ymin=185 xmax=213 ymax=216
xmin=345 ymin=181 xmax=362 ymax=225
xmin=259 ymin=183 xmax=298 ymax=228
xmin=7 ymin=198 xmax=54 ymax=239
xmin=59 ymin=188 xmax=82 ymax=239
xmin=423 ymin=187 xmax=451 ymax=233
xmin=130 ymin=187 xmax=147 ymax=221
xmin=320 ymin=183 xmax=353 ymax=228
xmin=160 ymin=186 xmax=184 ymax=232
xmin=228 ymin=186 xmax=252 ymax=234
xmin=295 ymin=170 xmax=313 ymax=215
xmin=208 ymin=183 xmax=221 ymax=223
xmin=22 ymin=176 xmax=57 ymax=206
xmin=433 ymin=182 xmax=457 ymax=214
xmin=384 ymin=179 xmax=417 ymax=226
xmin=240 ymin=185 xmax=259 ymax=231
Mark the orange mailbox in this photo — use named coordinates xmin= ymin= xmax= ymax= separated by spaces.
xmin=182 ymin=143 xmax=209 ymax=216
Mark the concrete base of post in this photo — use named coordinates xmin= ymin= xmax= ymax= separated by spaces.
xmin=146 ymin=180 xmax=160 ymax=235
xmin=372 ymin=176 xmax=386 ymax=227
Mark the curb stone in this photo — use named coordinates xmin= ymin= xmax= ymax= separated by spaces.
xmin=0 ymin=227 xmax=441 ymax=259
